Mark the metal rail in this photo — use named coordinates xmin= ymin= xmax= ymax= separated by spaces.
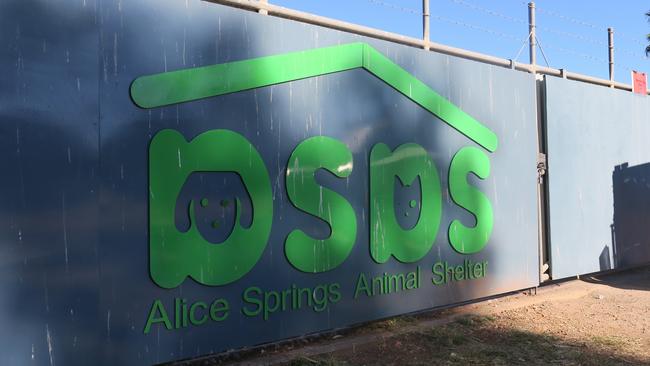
xmin=205 ymin=0 xmax=646 ymax=94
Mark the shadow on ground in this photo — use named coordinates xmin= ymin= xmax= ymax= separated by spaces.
xmin=280 ymin=314 xmax=648 ymax=366
xmin=172 ymin=266 xmax=650 ymax=366
xmin=582 ymin=266 xmax=650 ymax=292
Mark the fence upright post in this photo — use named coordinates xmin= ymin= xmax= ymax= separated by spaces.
xmin=528 ymin=2 xmax=536 ymax=73
xmin=423 ymin=0 xmax=430 ymax=50
xmin=608 ymin=27 xmax=615 ymax=86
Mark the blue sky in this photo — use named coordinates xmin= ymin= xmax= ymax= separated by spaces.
xmin=271 ymin=0 xmax=650 ymax=83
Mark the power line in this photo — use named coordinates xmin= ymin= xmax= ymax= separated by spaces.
xmin=536 ymin=5 xmax=647 ymax=47
xmin=445 ymin=0 xmax=642 ymax=53
xmin=535 ymin=26 xmax=642 ymax=58
xmin=537 ymin=26 xmax=606 ymax=47
xmin=616 ymin=47 xmax=645 ymax=58
xmin=430 ymin=14 xmax=523 ymax=42
xmin=362 ymin=0 xmax=523 ymax=44
xmin=445 ymin=0 xmax=526 ymax=24
xmin=363 ymin=0 xmax=419 ymax=15
xmin=537 ymin=30 xmax=642 ymax=60
xmin=363 ymin=0 xmax=646 ymax=49
xmin=536 ymin=6 xmax=601 ymax=30
xmin=545 ymin=44 xmax=607 ymax=63
xmin=543 ymin=42 xmax=634 ymax=72
xmin=361 ymin=0 xmax=645 ymax=70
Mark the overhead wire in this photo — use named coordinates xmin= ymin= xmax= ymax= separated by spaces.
xmin=430 ymin=14 xmax=523 ymax=42
xmin=535 ymin=5 xmax=647 ymax=47
xmin=453 ymin=0 xmax=643 ymax=54
xmin=444 ymin=0 xmax=526 ymax=24
xmin=537 ymin=26 xmax=606 ymax=47
xmin=360 ymin=0 xmax=643 ymax=73
xmin=542 ymin=43 xmax=633 ymax=72
xmin=363 ymin=0 xmax=419 ymax=15
xmin=446 ymin=0 xmax=642 ymax=55
xmin=363 ymin=0 xmax=524 ymax=43
xmin=536 ymin=6 xmax=601 ymax=30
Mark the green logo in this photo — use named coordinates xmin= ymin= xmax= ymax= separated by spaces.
xmin=149 ymin=129 xmax=273 ymax=289
xmin=285 ymin=136 xmax=357 ymax=273
xmin=370 ymin=143 xmax=442 ymax=263
xmin=134 ymin=43 xmax=497 ymax=289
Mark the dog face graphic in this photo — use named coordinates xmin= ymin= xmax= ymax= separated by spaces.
xmin=149 ymin=129 xmax=272 ymax=288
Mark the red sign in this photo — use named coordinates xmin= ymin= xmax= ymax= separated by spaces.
xmin=632 ymin=70 xmax=647 ymax=95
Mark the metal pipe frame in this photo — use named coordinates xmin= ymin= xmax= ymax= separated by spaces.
xmin=423 ymin=0 xmax=430 ymax=51
xmin=608 ymin=27 xmax=615 ymax=84
xmin=204 ymin=0 xmax=647 ymax=94
xmin=528 ymin=2 xmax=536 ymax=72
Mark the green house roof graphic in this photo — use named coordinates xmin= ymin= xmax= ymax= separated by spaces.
xmin=130 ymin=43 xmax=498 ymax=152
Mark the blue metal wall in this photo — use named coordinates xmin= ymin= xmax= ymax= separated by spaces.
xmin=0 ymin=0 xmax=101 ymax=364
xmin=1 ymin=0 xmax=542 ymax=364
xmin=545 ymin=76 xmax=650 ymax=279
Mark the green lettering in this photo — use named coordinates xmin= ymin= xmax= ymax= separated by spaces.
xmin=189 ymin=301 xmax=208 ymax=325
xmin=281 ymin=289 xmax=292 ymax=311
xmin=473 ymin=262 xmax=483 ymax=278
xmin=242 ymin=287 xmax=263 ymax=317
xmin=432 ymin=262 xmax=445 ymax=285
xmin=370 ymin=143 xmax=442 ymax=263
xmin=372 ymin=275 xmax=384 ymax=295
xmin=174 ymin=298 xmax=181 ymax=329
xmin=312 ymin=285 xmax=329 ymax=312
xmin=181 ymin=298 xmax=188 ymax=327
xmin=445 ymin=262 xmax=454 ymax=282
xmin=264 ymin=291 xmax=281 ymax=320
xmin=354 ymin=273 xmax=371 ymax=299
xmin=466 ymin=259 xmax=475 ymax=279
xmin=388 ymin=273 xmax=405 ymax=293
xmin=454 ymin=265 xmax=464 ymax=281
xmin=298 ymin=287 xmax=312 ymax=308
xmin=144 ymin=299 xmax=172 ymax=334
xmin=292 ymin=284 xmax=299 ymax=308
xmin=448 ymin=146 xmax=493 ymax=254
xmin=209 ymin=299 xmax=229 ymax=322
xmin=406 ymin=269 xmax=418 ymax=290
xmin=285 ymin=136 xmax=357 ymax=273
xmin=328 ymin=283 xmax=342 ymax=303
xmin=149 ymin=129 xmax=273 ymax=288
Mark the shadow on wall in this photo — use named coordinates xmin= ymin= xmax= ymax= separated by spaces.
xmin=608 ymin=162 xmax=650 ymax=271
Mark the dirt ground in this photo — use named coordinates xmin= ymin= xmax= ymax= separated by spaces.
xmin=185 ymin=266 xmax=650 ymax=366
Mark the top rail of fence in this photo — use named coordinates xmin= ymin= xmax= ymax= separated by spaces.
xmin=205 ymin=0 xmax=649 ymax=94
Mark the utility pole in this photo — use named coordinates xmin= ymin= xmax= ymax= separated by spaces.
xmin=608 ymin=27 xmax=614 ymax=85
xmin=423 ymin=0 xmax=430 ymax=50
xmin=528 ymin=2 xmax=536 ymax=73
